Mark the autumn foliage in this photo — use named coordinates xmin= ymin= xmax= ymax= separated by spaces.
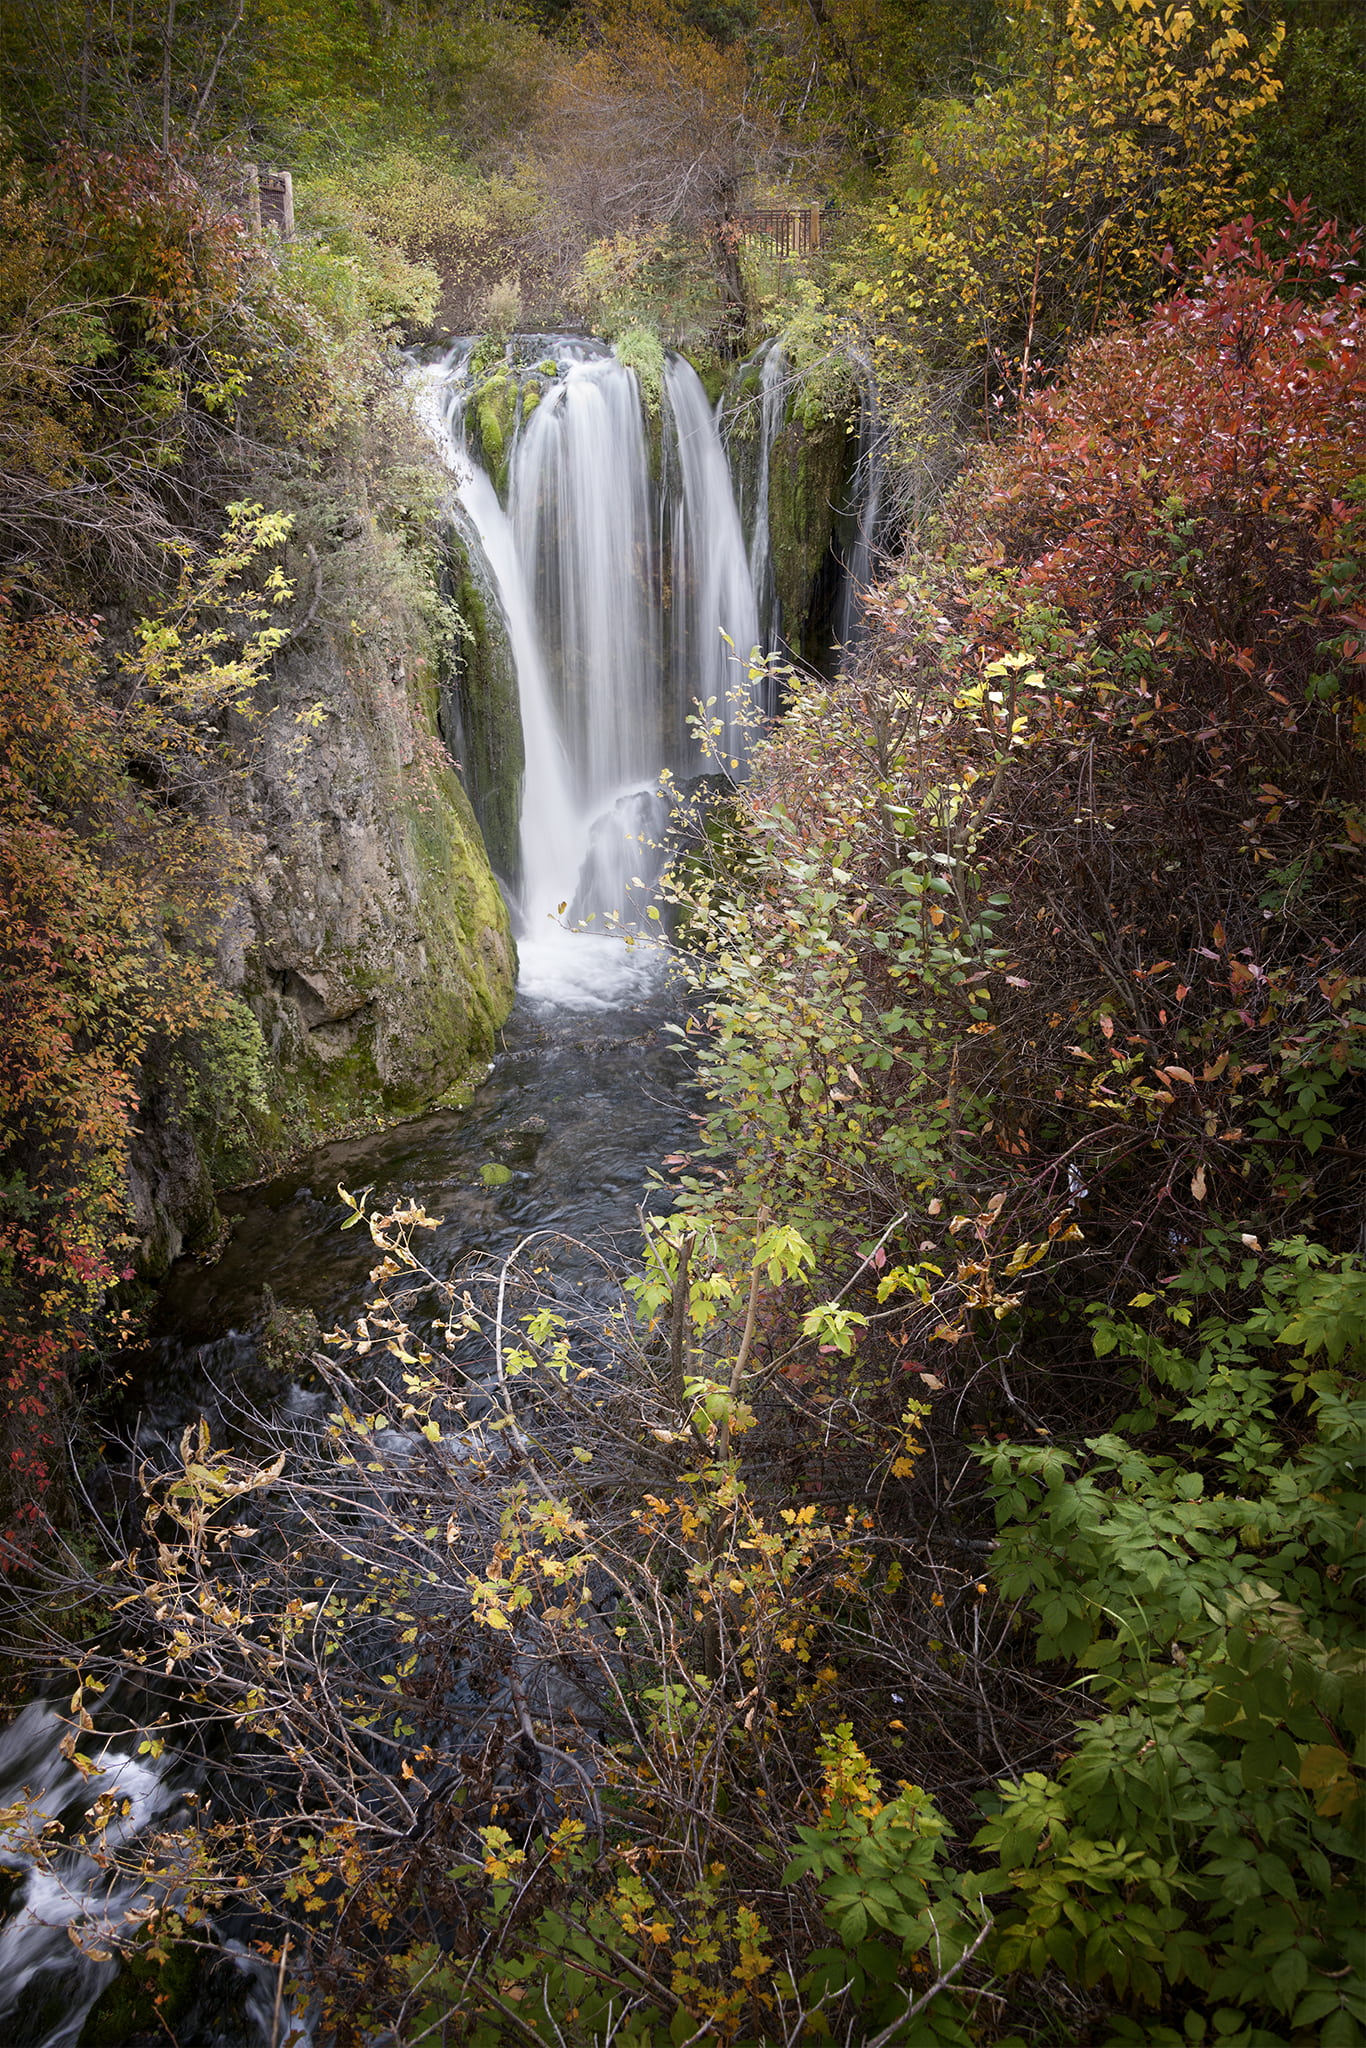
xmin=637 ymin=202 xmax=1365 ymax=2041
xmin=40 ymin=208 xmax=1362 ymax=2046
xmin=0 ymin=152 xmax=309 ymax=1540
xmin=0 ymin=606 xmax=233 ymax=1530
xmin=940 ymin=203 xmax=1366 ymax=1263
xmin=694 ymin=205 xmax=1365 ymax=1296
xmin=0 ymin=146 xmax=264 ymax=596
xmin=971 ymin=203 xmax=1366 ymax=626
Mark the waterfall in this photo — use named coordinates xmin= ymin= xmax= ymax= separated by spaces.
xmin=513 ymin=352 xmax=661 ymax=811
xmin=433 ymin=339 xmax=764 ymax=1006
xmin=663 ymin=354 xmax=761 ymax=771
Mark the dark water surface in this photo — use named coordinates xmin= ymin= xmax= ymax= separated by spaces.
xmin=0 ymin=959 xmax=699 ymax=2048
xmin=143 ymin=962 xmax=697 ymax=1401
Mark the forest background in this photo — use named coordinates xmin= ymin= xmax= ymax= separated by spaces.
xmin=0 ymin=0 xmax=1363 ymax=2044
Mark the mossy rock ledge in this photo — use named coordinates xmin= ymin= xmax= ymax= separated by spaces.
xmin=130 ymin=608 xmax=515 ymax=1276
xmin=441 ymin=522 xmax=525 ymax=888
xmin=719 ymin=349 xmax=860 ymax=675
xmin=767 ymin=404 xmax=858 ymax=671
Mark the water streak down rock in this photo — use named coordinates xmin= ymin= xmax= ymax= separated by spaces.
xmin=434 ymin=340 xmax=761 ymax=997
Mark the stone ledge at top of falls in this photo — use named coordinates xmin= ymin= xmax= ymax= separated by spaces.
xmin=128 ymin=590 xmax=517 ymax=1283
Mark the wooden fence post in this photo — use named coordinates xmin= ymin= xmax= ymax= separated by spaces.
xmin=260 ymin=169 xmax=294 ymax=237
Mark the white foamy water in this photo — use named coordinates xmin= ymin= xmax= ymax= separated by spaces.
xmin=0 ymin=1698 xmax=311 ymax=2048
xmin=515 ymin=925 xmax=669 ymax=1009
xmin=432 ymin=338 xmax=764 ymax=1010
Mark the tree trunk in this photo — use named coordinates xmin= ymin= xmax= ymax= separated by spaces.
xmin=710 ymin=189 xmax=747 ymax=358
xmin=161 ymin=0 xmax=177 ymax=153
xmin=78 ymin=0 xmax=92 ymax=140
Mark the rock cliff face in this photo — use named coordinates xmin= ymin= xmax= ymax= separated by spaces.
xmin=130 ymin=597 xmax=516 ymax=1276
xmin=239 ymin=612 xmax=514 ymax=1112
xmin=440 ymin=523 xmax=524 ymax=889
xmin=719 ymin=347 xmax=861 ymax=677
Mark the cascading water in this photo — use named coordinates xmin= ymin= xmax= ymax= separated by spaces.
xmin=433 ymin=339 xmax=765 ymax=1006
xmin=0 ymin=1695 xmax=307 ymax=2047
xmin=513 ymin=352 xmax=661 ymax=812
xmin=662 ymin=354 xmax=761 ymax=768
xmin=745 ymin=342 xmax=786 ymax=658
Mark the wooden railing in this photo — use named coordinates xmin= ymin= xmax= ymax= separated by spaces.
xmin=732 ymin=204 xmax=823 ymax=258
xmin=233 ymin=164 xmax=294 ymax=237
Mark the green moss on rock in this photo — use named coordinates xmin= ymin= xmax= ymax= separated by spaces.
xmin=237 ymin=747 xmax=514 ymax=1166
xmin=469 ymin=333 xmax=508 ymax=379
xmin=614 ymin=324 xmax=665 ymax=417
xmin=443 ymin=528 xmax=524 ymax=885
xmin=767 ymin=406 xmax=856 ymax=668
xmin=470 ymin=370 xmax=516 ymax=498
xmin=684 ymin=347 xmax=727 ymax=406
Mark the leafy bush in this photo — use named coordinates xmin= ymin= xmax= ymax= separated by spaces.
xmin=296 ymin=153 xmax=551 ymax=331
xmin=0 ymin=142 xmax=460 ymax=1535
xmin=0 ymin=562 xmax=270 ymax=1530
xmin=823 ymin=0 xmax=1286 ymax=493
xmin=612 ymin=323 xmax=666 ymax=414
xmin=973 ymin=1239 xmax=1365 ymax=2043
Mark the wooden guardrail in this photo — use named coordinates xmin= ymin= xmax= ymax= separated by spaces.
xmin=234 ymin=164 xmax=294 ymax=237
xmin=733 ymin=204 xmax=822 ymax=258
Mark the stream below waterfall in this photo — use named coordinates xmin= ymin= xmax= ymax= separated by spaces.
xmin=1 ymin=961 xmax=698 ymax=2048
xmin=0 ymin=332 xmax=869 ymax=2048
xmin=146 ymin=957 xmax=695 ymax=1424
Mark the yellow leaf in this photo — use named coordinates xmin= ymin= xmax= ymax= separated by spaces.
xmin=1300 ymin=1744 xmax=1359 ymax=1817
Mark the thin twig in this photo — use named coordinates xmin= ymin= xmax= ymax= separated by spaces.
xmin=269 ymin=1933 xmax=289 ymax=2048
xmin=864 ymin=1916 xmax=994 ymax=2048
